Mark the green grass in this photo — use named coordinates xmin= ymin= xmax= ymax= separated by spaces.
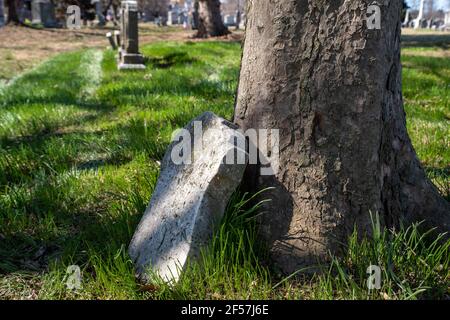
xmin=0 ymin=51 xmax=31 ymax=85
xmin=401 ymin=46 xmax=449 ymax=198
xmin=0 ymin=41 xmax=448 ymax=300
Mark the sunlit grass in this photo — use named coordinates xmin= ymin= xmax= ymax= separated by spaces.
xmin=0 ymin=41 xmax=448 ymax=300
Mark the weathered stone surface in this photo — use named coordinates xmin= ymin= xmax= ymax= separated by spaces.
xmin=129 ymin=112 xmax=247 ymax=283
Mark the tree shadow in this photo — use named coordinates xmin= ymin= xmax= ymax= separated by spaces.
xmin=108 ymin=73 xmax=234 ymax=100
xmin=237 ymin=138 xmax=295 ymax=274
xmin=144 ymin=52 xmax=198 ymax=69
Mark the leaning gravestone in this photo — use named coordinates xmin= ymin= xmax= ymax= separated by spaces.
xmin=129 ymin=112 xmax=248 ymax=283
xmin=118 ymin=0 xmax=145 ymax=70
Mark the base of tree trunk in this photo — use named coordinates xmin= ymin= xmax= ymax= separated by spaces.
xmin=233 ymin=0 xmax=450 ymax=274
xmin=194 ymin=0 xmax=230 ymax=38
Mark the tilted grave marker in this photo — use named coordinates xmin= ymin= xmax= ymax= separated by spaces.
xmin=129 ymin=112 xmax=248 ymax=283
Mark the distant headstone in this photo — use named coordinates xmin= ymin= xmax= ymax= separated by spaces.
xmin=118 ymin=0 xmax=145 ymax=70
xmin=0 ymin=0 xmax=5 ymax=27
xmin=191 ymin=1 xmax=199 ymax=30
xmin=129 ymin=112 xmax=248 ymax=283
xmin=92 ymin=0 xmax=106 ymax=26
xmin=224 ymin=14 xmax=236 ymax=27
xmin=167 ymin=10 xmax=178 ymax=25
xmin=31 ymin=0 xmax=58 ymax=27
xmin=167 ymin=10 xmax=172 ymax=25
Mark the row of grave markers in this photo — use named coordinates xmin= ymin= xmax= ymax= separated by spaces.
xmin=0 ymin=0 xmax=105 ymax=28
xmin=0 ymin=0 xmax=58 ymax=28
xmin=0 ymin=0 xmax=245 ymax=30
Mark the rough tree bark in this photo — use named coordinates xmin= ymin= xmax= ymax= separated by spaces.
xmin=195 ymin=0 xmax=229 ymax=38
xmin=5 ymin=0 xmax=19 ymax=24
xmin=234 ymin=0 xmax=450 ymax=274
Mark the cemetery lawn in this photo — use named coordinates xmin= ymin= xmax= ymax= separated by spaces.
xmin=0 ymin=40 xmax=449 ymax=300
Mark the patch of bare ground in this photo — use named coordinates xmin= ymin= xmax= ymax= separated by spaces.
xmin=0 ymin=25 xmax=243 ymax=81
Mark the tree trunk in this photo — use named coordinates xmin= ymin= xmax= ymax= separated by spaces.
xmin=6 ymin=0 xmax=19 ymax=24
xmin=195 ymin=0 xmax=229 ymax=38
xmin=234 ymin=0 xmax=450 ymax=274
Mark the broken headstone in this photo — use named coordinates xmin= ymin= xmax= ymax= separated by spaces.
xmin=129 ymin=112 xmax=248 ymax=283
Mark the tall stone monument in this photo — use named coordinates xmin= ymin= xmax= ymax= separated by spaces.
xmin=118 ymin=0 xmax=145 ymax=70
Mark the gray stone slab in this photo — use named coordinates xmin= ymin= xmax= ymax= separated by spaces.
xmin=129 ymin=112 xmax=248 ymax=283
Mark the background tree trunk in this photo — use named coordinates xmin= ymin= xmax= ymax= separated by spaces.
xmin=195 ymin=0 xmax=229 ymax=38
xmin=234 ymin=0 xmax=450 ymax=274
xmin=5 ymin=0 xmax=19 ymax=24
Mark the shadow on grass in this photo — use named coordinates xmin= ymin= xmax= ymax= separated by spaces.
xmin=0 ymin=110 xmax=114 ymax=148
xmin=106 ymin=73 xmax=235 ymax=100
xmin=401 ymin=34 xmax=450 ymax=49
xmin=0 ymin=128 xmax=135 ymax=188
xmin=0 ymin=166 xmax=151 ymax=275
xmin=402 ymin=55 xmax=450 ymax=90
xmin=144 ymin=52 xmax=198 ymax=69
